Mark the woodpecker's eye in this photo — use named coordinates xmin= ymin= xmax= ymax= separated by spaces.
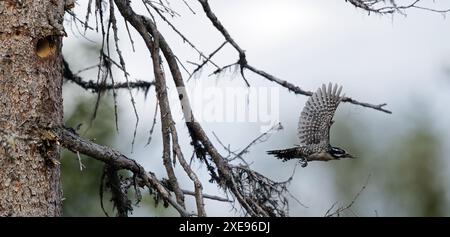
xmin=330 ymin=147 xmax=346 ymax=157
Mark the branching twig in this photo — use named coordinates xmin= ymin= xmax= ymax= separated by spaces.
xmin=244 ymin=64 xmax=392 ymax=113
xmin=161 ymin=179 xmax=231 ymax=203
xmin=63 ymin=0 xmax=419 ymax=218
xmin=325 ymin=174 xmax=371 ymax=217
xmin=112 ymin=0 xmax=212 ymax=216
xmin=198 ymin=0 xmax=244 ymax=55
xmin=104 ymin=164 xmax=132 ymax=217
xmin=76 ymin=151 xmax=84 ymax=171
xmin=212 ymin=123 xmax=283 ymax=166
xmin=148 ymin=4 xmax=207 ymax=218
xmin=63 ymin=58 xmax=155 ymax=93
xmin=135 ymin=0 xmax=299 ymax=216
xmin=59 ymin=127 xmax=192 ymax=217
xmin=146 ymin=100 xmax=159 ymax=146
xmin=189 ymin=41 xmax=227 ymax=80
xmin=109 ymin=1 xmax=140 ymax=151
xmin=146 ymin=0 xmax=220 ymax=70
xmin=182 ymin=189 xmax=231 ymax=203
xmin=235 ymin=123 xmax=283 ymax=159
xmin=198 ymin=0 xmax=392 ymax=114
xmin=346 ymin=0 xmax=450 ymax=15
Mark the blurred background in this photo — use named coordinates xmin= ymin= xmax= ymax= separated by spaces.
xmin=61 ymin=0 xmax=450 ymax=216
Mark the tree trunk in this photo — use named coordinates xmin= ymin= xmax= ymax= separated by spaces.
xmin=0 ymin=0 xmax=64 ymax=216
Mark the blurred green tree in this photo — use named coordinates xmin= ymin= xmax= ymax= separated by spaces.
xmin=330 ymin=106 xmax=447 ymax=216
xmin=61 ymin=95 xmax=116 ymax=216
xmin=60 ymin=93 xmax=177 ymax=216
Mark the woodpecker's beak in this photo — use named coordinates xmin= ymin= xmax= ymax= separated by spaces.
xmin=346 ymin=153 xmax=356 ymax=159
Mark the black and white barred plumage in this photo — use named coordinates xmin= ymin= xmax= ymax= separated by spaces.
xmin=267 ymin=83 xmax=353 ymax=166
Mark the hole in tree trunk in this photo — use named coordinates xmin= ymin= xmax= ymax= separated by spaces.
xmin=36 ymin=36 xmax=57 ymax=58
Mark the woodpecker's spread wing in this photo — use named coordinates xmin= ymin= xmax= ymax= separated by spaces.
xmin=297 ymin=83 xmax=343 ymax=150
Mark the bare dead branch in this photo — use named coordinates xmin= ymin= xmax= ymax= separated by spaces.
xmin=63 ymin=58 xmax=155 ymax=93
xmin=74 ymin=64 xmax=100 ymax=75
xmin=151 ymin=30 xmax=187 ymax=211
xmin=76 ymin=151 xmax=84 ymax=171
xmin=162 ymin=178 xmax=230 ymax=203
xmin=59 ymin=127 xmax=191 ymax=217
xmin=174 ymin=56 xmax=193 ymax=78
xmin=102 ymin=0 xmax=284 ymax=216
xmin=124 ymin=20 xmax=136 ymax=52
xmin=64 ymin=0 xmax=403 ymax=217
xmin=346 ymin=0 xmax=450 ymax=15
xmin=111 ymin=2 xmax=186 ymax=211
xmin=212 ymin=123 xmax=283 ymax=166
xmin=66 ymin=10 xmax=95 ymax=31
xmin=189 ymin=41 xmax=227 ymax=80
xmin=197 ymin=0 xmax=244 ymax=55
xmin=147 ymin=1 xmax=221 ymax=70
xmin=183 ymin=190 xmax=231 ymax=203
xmin=148 ymin=5 xmax=207 ymax=218
xmin=147 ymin=22 xmax=269 ymax=216
xmin=212 ymin=131 xmax=251 ymax=166
xmin=325 ymin=174 xmax=371 ymax=217
xmin=197 ymin=0 xmax=392 ymax=114
xmin=183 ymin=0 xmax=196 ymax=14
xmin=104 ymin=164 xmax=133 ymax=217
xmin=144 ymin=0 xmax=180 ymax=17
xmin=145 ymin=100 xmax=159 ymax=146
xmin=112 ymin=0 xmax=213 ymax=216
xmin=244 ymin=64 xmax=392 ymax=114
xmin=109 ymin=1 xmax=140 ymax=151
xmin=235 ymin=123 xmax=283 ymax=160
xmin=84 ymin=0 xmax=94 ymax=33
xmin=229 ymin=165 xmax=291 ymax=216
xmin=137 ymin=5 xmax=292 ymax=216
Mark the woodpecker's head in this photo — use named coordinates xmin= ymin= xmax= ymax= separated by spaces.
xmin=329 ymin=146 xmax=354 ymax=159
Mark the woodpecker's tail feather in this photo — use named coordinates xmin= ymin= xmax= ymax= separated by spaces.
xmin=267 ymin=147 xmax=298 ymax=161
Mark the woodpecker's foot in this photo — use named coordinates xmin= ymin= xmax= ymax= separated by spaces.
xmin=299 ymin=158 xmax=308 ymax=168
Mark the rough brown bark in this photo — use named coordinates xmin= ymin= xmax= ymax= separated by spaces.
xmin=0 ymin=0 xmax=64 ymax=216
